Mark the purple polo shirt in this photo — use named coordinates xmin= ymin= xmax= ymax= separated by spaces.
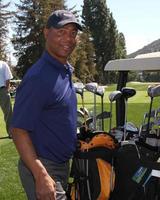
xmin=11 ymin=51 xmax=77 ymax=163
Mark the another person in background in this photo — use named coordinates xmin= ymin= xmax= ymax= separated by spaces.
xmin=11 ymin=10 xmax=82 ymax=200
xmin=0 ymin=60 xmax=13 ymax=138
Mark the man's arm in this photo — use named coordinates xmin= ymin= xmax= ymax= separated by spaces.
xmin=11 ymin=128 xmax=56 ymax=200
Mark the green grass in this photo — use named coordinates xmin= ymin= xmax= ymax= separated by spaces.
xmin=77 ymin=82 xmax=160 ymax=129
xmin=0 ymin=81 xmax=160 ymax=199
xmin=0 ymin=140 xmax=26 ymax=199
xmin=0 ymin=100 xmax=27 ymax=199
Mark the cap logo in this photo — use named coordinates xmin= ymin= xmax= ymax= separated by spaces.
xmin=63 ymin=13 xmax=72 ymax=18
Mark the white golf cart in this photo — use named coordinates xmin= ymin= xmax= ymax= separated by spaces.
xmin=105 ymin=52 xmax=160 ymax=179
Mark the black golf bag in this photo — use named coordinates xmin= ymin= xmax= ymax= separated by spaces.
xmin=67 ymin=132 xmax=118 ymax=200
xmin=110 ymin=142 xmax=160 ymax=200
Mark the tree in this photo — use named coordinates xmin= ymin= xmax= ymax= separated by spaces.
xmin=81 ymin=30 xmax=97 ymax=82
xmin=12 ymin=0 xmax=65 ymax=78
xmin=0 ymin=0 xmax=13 ymax=60
xmin=106 ymin=32 xmax=127 ymax=83
xmin=82 ymin=0 xmax=126 ymax=84
xmin=70 ymin=29 xmax=97 ymax=83
xmin=116 ymin=32 xmax=126 ymax=59
xmin=82 ymin=0 xmax=116 ymax=83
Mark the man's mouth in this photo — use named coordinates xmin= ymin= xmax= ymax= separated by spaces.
xmin=63 ymin=45 xmax=72 ymax=51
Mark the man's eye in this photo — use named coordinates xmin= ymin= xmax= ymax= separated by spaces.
xmin=71 ymin=31 xmax=77 ymax=37
xmin=57 ymin=30 xmax=64 ymax=36
xmin=56 ymin=29 xmax=77 ymax=38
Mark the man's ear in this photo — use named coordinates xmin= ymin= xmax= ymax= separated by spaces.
xmin=43 ymin=28 xmax=49 ymax=39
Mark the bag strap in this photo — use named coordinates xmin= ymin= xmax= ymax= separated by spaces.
xmin=74 ymin=147 xmax=117 ymax=164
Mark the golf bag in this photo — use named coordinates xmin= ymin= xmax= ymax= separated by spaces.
xmin=67 ymin=132 xmax=118 ymax=200
xmin=110 ymin=142 xmax=160 ymax=200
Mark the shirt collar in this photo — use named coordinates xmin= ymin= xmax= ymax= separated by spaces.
xmin=42 ymin=51 xmax=74 ymax=73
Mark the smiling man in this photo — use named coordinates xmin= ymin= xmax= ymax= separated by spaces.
xmin=11 ymin=10 xmax=82 ymax=200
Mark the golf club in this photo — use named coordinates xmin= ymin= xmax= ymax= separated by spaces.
xmin=85 ymin=82 xmax=98 ymax=130
xmin=74 ymin=82 xmax=88 ymax=131
xmin=121 ymin=87 xmax=136 ymax=140
xmin=109 ymin=90 xmax=122 ymax=132
xmin=95 ymin=86 xmax=105 ymax=130
xmin=146 ymin=84 xmax=160 ymax=135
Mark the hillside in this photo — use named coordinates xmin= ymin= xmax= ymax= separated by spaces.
xmin=127 ymin=38 xmax=160 ymax=58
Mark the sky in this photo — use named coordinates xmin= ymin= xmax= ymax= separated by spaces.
xmin=67 ymin=0 xmax=160 ymax=54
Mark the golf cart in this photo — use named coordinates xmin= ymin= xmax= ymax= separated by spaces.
xmin=104 ymin=52 xmax=160 ymax=200
xmin=105 ymin=51 xmax=160 ymax=127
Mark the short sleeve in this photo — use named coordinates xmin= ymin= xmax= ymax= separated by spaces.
xmin=11 ymin=76 xmax=48 ymax=131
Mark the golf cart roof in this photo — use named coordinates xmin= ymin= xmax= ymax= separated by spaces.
xmin=104 ymin=52 xmax=160 ymax=71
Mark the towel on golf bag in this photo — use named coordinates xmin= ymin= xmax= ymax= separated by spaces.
xmin=109 ymin=142 xmax=160 ymax=200
xmin=67 ymin=133 xmax=117 ymax=200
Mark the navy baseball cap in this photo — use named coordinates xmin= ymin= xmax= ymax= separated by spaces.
xmin=46 ymin=10 xmax=82 ymax=31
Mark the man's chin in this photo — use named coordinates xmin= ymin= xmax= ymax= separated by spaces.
xmin=61 ymin=52 xmax=72 ymax=58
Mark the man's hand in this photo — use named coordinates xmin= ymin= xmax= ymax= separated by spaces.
xmin=36 ymin=173 xmax=56 ymax=200
xmin=11 ymin=129 xmax=57 ymax=200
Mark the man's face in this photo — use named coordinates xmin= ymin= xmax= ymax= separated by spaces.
xmin=44 ymin=23 xmax=78 ymax=64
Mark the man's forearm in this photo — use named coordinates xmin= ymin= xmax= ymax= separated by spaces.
xmin=11 ymin=128 xmax=48 ymax=179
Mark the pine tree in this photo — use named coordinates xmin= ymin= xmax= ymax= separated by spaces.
xmin=82 ymin=0 xmax=126 ymax=84
xmin=83 ymin=30 xmax=97 ymax=81
xmin=116 ymin=32 xmax=126 ymax=59
xmin=0 ymin=0 xmax=13 ymax=60
xmin=70 ymin=30 xmax=97 ymax=83
xmin=107 ymin=32 xmax=127 ymax=83
xmin=12 ymin=0 xmax=65 ymax=78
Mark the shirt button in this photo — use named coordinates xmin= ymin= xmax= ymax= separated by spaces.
xmin=64 ymin=64 xmax=68 ymax=69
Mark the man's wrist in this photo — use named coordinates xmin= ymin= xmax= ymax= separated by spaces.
xmin=32 ymin=160 xmax=48 ymax=180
